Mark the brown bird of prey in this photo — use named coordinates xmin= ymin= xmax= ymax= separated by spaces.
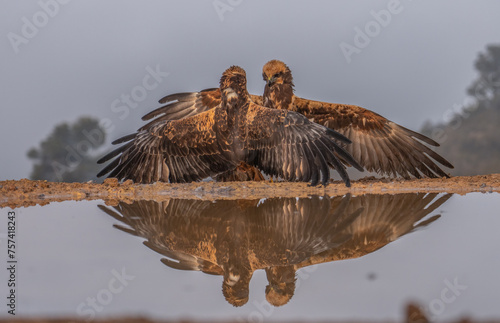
xmin=143 ymin=60 xmax=453 ymax=179
xmin=97 ymin=66 xmax=363 ymax=186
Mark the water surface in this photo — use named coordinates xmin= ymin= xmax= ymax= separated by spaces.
xmin=1 ymin=192 xmax=499 ymax=321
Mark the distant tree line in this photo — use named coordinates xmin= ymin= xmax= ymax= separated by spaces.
xmin=27 ymin=117 xmax=106 ymax=182
xmin=421 ymin=44 xmax=500 ymax=176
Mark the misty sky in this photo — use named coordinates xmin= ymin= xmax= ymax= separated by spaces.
xmin=1 ymin=0 xmax=500 ymax=181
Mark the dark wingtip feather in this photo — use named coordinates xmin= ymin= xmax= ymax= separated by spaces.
xmin=112 ymin=133 xmax=136 ymax=145
xmin=97 ymin=157 xmax=121 ymax=177
xmin=337 ymin=164 xmax=351 ymax=187
xmin=157 ymin=88 xmax=218 ymax=105
xmin=397 ymin=123 xmax=440 ymax=147
xmin=326 ymin=128 xmax=351 ymax=144
xmin=331 ymin=141 xmax=364 ymax=172
xmin=200 ymin=87 xmax=219 ymax=93
xmin=326 ymin=147 xmax=351 ymax=187
xmin=142 ymin=106 xmax=166 ymax=121
xmin=97 ymin=144 xmax=127 ymax=164
xmin=158 ymin=92 xmax=197 ymax=104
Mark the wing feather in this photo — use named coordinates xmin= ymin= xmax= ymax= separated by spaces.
xmin=243 ymin=103 xmax=360 ymax=186
xmin=295 ymin=193 xmax=452 ymax=267
xmin=97 ymin=109 xmax=235 ymax=183
xmin=140 ymin=88 xmax=263 ymax=128
xmin=291 ymin=97 xmax=453 ymax=178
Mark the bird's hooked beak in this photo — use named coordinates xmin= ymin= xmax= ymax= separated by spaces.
xmin=222 ymin=87 xmax=239 ymax=112
xmin=223 ymin=87 xmax=238 ymax=100
xmin=267 ymin=75 xmax=276 ymax=87
xmin=225 ymin=273 xmax=240 ymax=286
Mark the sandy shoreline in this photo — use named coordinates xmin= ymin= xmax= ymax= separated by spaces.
xmin=1 ymin=174 xmax=499 ymax=208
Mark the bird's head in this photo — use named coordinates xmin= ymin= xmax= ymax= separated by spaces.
xmin=222 ymin=263 xmax=252 ymax=307
xmin=264 ymin=266 xmax=296 ymax=307
xmin=262 ymin=60 xmax=294 ymax=88
xmin=220 ymin=65 xmax=248 ymax=96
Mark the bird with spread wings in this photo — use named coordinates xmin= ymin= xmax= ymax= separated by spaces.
xmin=97 ymin=66 xmax=363 ymax=186
xmin=143 ymin=60 xmax=453 ymax=180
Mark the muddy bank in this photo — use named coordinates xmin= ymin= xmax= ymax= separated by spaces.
xmin=1 ymin=174 xmax=499 ymax=208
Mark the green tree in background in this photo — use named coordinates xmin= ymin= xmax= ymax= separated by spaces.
xmin=27 ymin=117 xmax=106 ymax=182
xmin=421 ymin=44 xmax=500 ymax=176
xmin=467 ymin=45 xmax=500 ymax=103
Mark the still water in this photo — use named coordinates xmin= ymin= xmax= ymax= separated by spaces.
xmin=0 ymin=192 xmax=499 ymax=321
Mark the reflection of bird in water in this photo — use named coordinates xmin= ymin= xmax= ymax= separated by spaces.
xmin=99 ymin=193 xmax=451 ymax=307
xmin=295 ymin=193 xmax=452 ymax=269
xmin=100 ymin=196 xmax=360 ymax=307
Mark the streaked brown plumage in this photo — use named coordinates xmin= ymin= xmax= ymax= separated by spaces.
xmin=98 ymin=66 xmax=362 ymax=186
xmin=98 ymin=193 xmax=451 ymax=307
xmin=146 ymin=60 xmax=454 ymax=179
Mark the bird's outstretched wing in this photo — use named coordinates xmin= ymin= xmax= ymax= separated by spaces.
xmin=291 ymin=97 xmax=454 ymax=178
xmin=140 ymin=88 xmax=262 ymax=128
xmin=243 ymin=102 xmax=363 ymax=186
xmin=98 ymin=199 xmax=225 ymax=275
xmin=342 ymin=193 xmax=452 ymax=240
xmin=97 ymin=109 xmax=235 ymax=183
xmin=296 ymin=193 xmax=453 ymax=268
xmin=251 ymin=195 xmax=362 ymax=263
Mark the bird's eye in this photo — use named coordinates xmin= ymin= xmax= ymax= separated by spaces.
xmin=273 ymin=73 xmax=280 ymax=78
